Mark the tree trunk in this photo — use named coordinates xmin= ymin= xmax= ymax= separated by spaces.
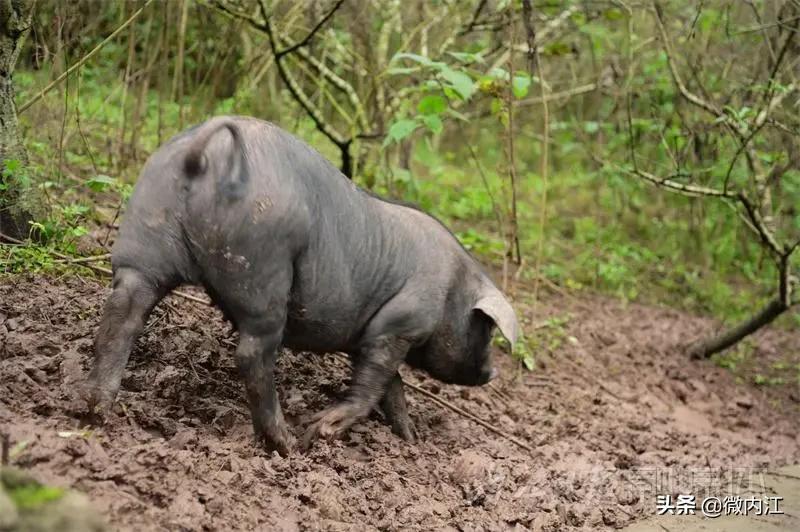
xmin=688 ymin=297 xmax=788 ymax=359
xmin=0 ymin=0 xmax=34 ymax=240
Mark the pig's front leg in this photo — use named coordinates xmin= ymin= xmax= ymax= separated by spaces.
xmin=302 ymin=336 xmax=410 ymax=449
xmin=380 ymin=373 xmax=416 ymax=442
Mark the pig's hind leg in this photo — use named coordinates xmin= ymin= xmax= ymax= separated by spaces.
xmin=86 ymin=267 xmax=165 ymax=414
xmin=234 ymin=324 xmax=294 ymax=456
xmin=219 ymin=263 xmax=295 ymax=455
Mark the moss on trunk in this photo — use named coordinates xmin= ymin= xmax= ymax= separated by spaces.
xmin=0 ymin=0 xmax=34 ymax=240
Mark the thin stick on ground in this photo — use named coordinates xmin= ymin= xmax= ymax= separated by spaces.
xmin=53 ymin=253 xmax=111 ymax=264
xmin=325 ymin=354 xmax=535 ymax=455
xmin=0 ymin=232 xmax=209 ymax=305
xmin=403 ymin=380 xmax=535 ymax=454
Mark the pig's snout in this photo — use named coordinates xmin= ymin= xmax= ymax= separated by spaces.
xmin=477 ymin=365 xmax=499 ymax=385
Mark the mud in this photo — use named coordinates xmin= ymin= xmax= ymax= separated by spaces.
xmin=1 ymin=275 xmax=798 ymax=530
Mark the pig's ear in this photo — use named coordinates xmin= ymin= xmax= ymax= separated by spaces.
xmin=473 ymin=291 xmax=520 ymax=346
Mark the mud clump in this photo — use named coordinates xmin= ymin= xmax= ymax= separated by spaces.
xmin=1 ymin=275 xmax=799 ymax=530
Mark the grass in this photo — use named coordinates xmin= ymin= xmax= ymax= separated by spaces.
xmin=1 ymin=468 xmax=65 ymax=510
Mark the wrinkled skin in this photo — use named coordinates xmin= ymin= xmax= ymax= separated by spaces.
xmin=86 ymin=116 xmax=519 ymax=455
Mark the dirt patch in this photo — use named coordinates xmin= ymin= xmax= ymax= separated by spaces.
xmin=1 ymin=275 xmax=798 ymax=530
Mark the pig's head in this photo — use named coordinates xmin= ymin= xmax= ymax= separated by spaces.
xmin=406 ymin=280 xmax=519 ymax=386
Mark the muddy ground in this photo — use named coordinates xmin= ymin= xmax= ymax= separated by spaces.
xmin=1 ymin=274 xmax=799 ymax=531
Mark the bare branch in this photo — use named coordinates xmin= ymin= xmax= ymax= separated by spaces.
xmin=728 ymin=14 xmax=800 ymax=35
xmin=275 ymin=0 xmax=346 ymax=59
xmin=19 ymin=0 xmax=155 ymax=113
xmin=755 ymin=82 xmax=798 ymax=130
xmin=622 ymin=167 xmax=734 ymax=198
xmin=762 ymin=12 xmax=799 ymax=105
xmin=279 ymin=35 xmax=370 ymax=131
xmin=460 ymin=0 xmax=488 ymax=35
xmin=285 ymin=52 xmax=355 ymax=129
xmin=205 ymin=0 xmax=265 ymax=30
xmin=652 ymin=2 xmax=720 ymax=118
xmin=736 ymin=191 xmax=784 ymax=256
xmin=0 ymin=233 xmax=210 ymax=305
xmin=724 ymin=82 xmax=798 ymax=191
xmin=520 ymin=0 xmax=537 ymax=73
xmin=257 ymin=5 xmax=339 ymax=145
xmin=688 ymin=297 xmax=788 ymax=358
xmin=507 ymin=83 xmax=597 ymax=108
xmin=487 ymin=5 xmax=577 ymax=75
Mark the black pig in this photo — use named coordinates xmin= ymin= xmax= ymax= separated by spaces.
xmin=87 ymin=116 xmax=519 ymax=455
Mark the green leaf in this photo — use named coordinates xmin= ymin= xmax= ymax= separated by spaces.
xmin=392 ymin=167 xmax=412 ymax=183
xmin=392 ymin=53 xmax=435 ymax=66
xmin=383 ymin=118 xmax=418 ymax=148
xmin=3 ymin=158 xmax=22 ymax=177
xmin=446 ymin=51 xmax=484 ymax=64
xmin=512 ymin=74 xmax=531 ymax=99
xmin=71 ymin=226 xmax=89 ymax=238
xmin=8 ymin=484 xmax=65 ymax=510
xmin=386 ymin=66 xmax=420 ymax=76
xmin=445 ymin=108 xmax=470 ymax=122
xmin=487 ymin=67 xmax=510 ymax=81
xmin=86 ymin=174 xmax=118 ymax=192
xmin=544 ymin=42 xmax=572 ymax=56
xmin=521 ymin=352 xmax=535 ymax=371
xmin=439 ymin=67 xmax=475 ymax=100
xmin=584 ymin=121 xmax=600 ymax=134
xmin=417 ymin=94 xmax=447 ymax=115
xmin=422 ymin=114 xmax=443 ymax=135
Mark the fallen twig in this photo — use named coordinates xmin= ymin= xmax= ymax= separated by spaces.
xmin=53 ymin=253 xmax=111 ymax=264
xmin=403 ymin=380 xmax=535 ymax=454
xmin=767 ymin=470 xmax=800 ymax=481
xmin=328 ymin=352 xmax=536 ymax=454
xmin=0 ymin=232 xmax=210 ymax=306
xmin=166 ymin=290 xmax=212 ymax=306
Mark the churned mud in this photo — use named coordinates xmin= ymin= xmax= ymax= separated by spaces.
xmin=1 ymin=274 xmax=798 ymax=530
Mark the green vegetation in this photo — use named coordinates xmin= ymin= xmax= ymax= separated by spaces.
xmin=0 ymin=466 xmax=107 ymax=531
xmin=7 ymin=484 xmax=65 ymax=510
xmin=2 ymin=1 xmax=800 ymax=366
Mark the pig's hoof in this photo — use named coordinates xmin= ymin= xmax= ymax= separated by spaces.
xmin=391 ymin=419 xmax=417 ymax=443
xmin=259 ymin=427 xmax=295 ymax=457
xmin=81 ymin=384 xmax=115 ymax=422
xmin=301 ymin=403 xmax=363 ymax=451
